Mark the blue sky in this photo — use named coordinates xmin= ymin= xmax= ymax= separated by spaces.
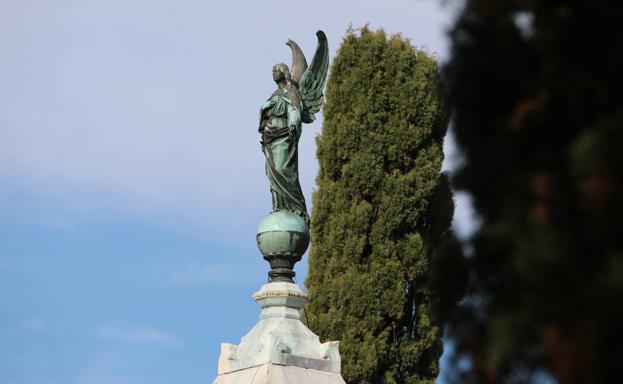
xmin=0 ymin=0 xmax=475 ymax=382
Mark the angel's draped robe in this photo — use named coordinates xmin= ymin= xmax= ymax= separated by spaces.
xmin=258 ymin=87 xmax=308 ymax=221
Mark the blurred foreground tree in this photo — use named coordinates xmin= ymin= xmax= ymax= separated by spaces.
xmin=445 ymin=0 xmax=623 ymax=383
xmin=305 ymin=27 xmax=465 ymax=383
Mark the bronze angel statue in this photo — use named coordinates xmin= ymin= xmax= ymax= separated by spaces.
xmin=259 ymin=31 xmax=329 ymax=223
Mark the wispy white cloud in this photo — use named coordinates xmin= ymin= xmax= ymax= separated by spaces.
xmin=32 ymin=216 xmax=78 ymax=232
xmin=169 ymin=260 xmax=260 ymax=285
xmin=21 ymin=316 xmax=47 ymax=332
xmin=96 ymin=324 xmax=179 ymax=347
xmin=73 ymin=377 xmax=137 ymax=384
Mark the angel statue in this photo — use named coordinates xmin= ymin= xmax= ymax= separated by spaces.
xmin=258 ymin=31 xmax=329 ymax=224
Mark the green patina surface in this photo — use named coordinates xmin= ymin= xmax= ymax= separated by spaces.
xmin=257 ymin=210 xmax=309 ymax=234
xmin=257 ymin=211 xmax=309 ymax=257
xmin=258 ymin=31 xmax=329 ymax=224
xmin=256 ymin=31 xmax=328 ymax=282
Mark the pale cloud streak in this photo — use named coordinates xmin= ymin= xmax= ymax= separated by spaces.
xmin=73 ymin=377 xmax=137 ymax=384
xmin=169 ymin=260 xmax=260 ymax=286
xmin=96 ymin=324 xmax=179 ymax=347
xmin=21 ymin=317 xmax=47 ymax=332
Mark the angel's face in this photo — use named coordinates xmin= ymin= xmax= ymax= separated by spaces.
xmin=272 ymin=66 xmax=285 ymax=82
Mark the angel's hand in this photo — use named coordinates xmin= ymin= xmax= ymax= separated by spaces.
xmin=261 ymin=99 xmax=275 ymax=110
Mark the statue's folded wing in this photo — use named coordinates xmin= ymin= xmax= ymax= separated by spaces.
xmin=299 ymin=30 xmax=329 ymax=124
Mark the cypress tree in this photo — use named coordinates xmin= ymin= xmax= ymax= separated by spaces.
xmin=305 ymin=27 xmax=461 ymax=384
xmin=444 ymin=0 xmax=623 ymax=382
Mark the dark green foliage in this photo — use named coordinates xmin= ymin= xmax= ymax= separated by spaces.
xmin=305 ymin=27 xmax=462 ymax=384
xmin=444 ymin=0 xmax=623 ymax=383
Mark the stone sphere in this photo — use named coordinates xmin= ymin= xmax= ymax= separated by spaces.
xmin=256 ymin=211 xmax=310 ymax=257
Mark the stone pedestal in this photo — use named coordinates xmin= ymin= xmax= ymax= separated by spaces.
xmin=213 ymin=282 xmax=345 ymax=383
xmin=213 ymin=363 xmax=344 ymax=384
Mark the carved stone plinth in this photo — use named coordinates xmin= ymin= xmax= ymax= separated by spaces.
xmin=213 ymin=282 xmax=345 ymax=383
xmin=213 ymin=363 xmax=345 ymax=384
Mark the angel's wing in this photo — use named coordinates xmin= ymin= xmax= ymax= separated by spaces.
xmin=286 ymin=39 xmax=307 ymax=86
xmin=299 ymin=30 xmax=329 ymax=124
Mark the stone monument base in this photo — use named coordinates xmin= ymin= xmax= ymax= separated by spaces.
xmin=213 ymin=363 xmax=345 ymax=384
xmin=212 ymin=282 xmax=345 ymax=384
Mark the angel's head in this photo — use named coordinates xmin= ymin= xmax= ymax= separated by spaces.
xmin=272 ymin=63 xmax=291 ymax=84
